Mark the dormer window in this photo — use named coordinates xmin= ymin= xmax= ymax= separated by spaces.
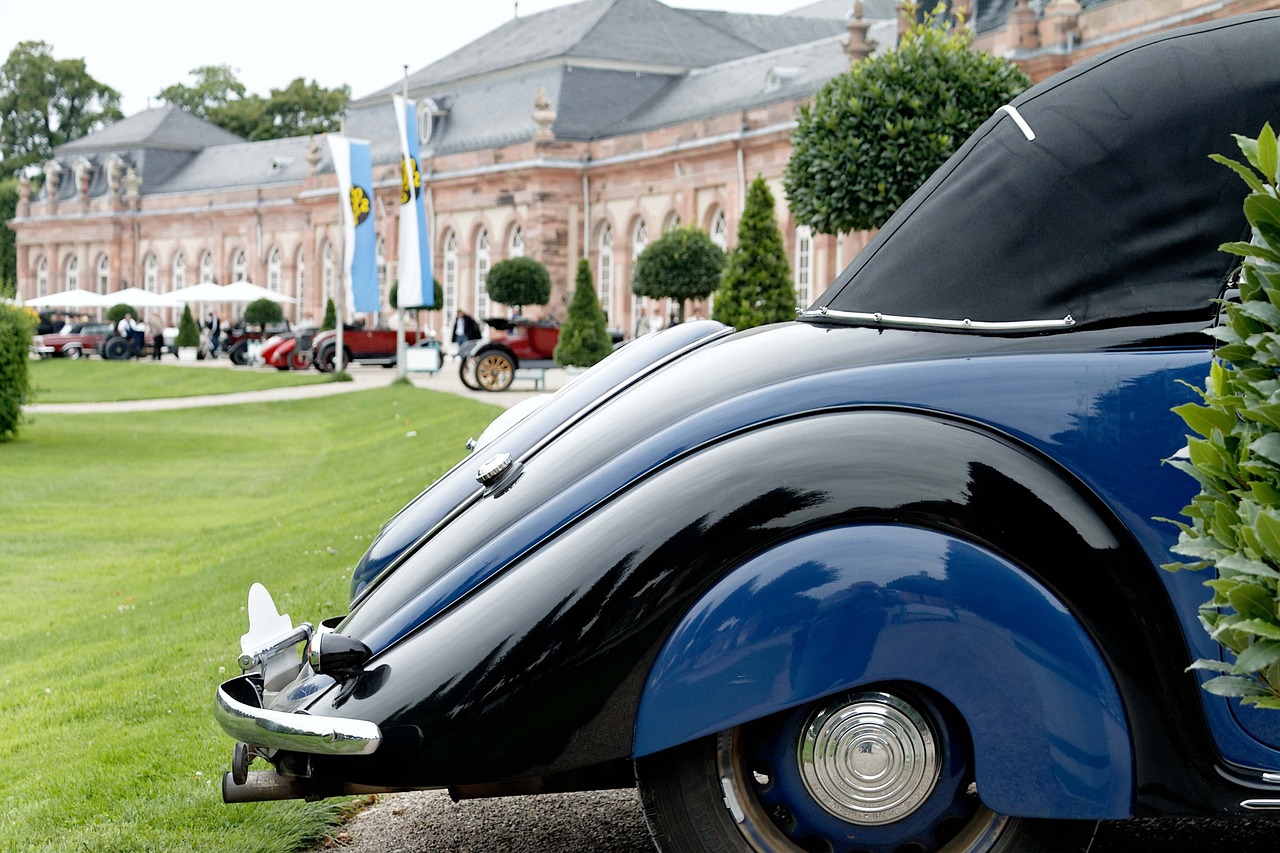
xmin=764 ymin=66 xmax=804 ymax=94
xmin=417 ymin=98 xmax=447 ymax=146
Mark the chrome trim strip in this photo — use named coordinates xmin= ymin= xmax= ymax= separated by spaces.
xmin=803 ymin=306 xmax=1074 ymax=332
xmin=1265 ymin=772 xmax=1280 ymax=784
xmin=998 ymin=104 xmax=1036 ymax=141
xmin=214 ymin=675 xmax=381 ymax=756
xmin=1241 ymin=799 xmax=1280 ymax=810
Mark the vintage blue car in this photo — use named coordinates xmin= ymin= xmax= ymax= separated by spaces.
xmin=215 ymin=12 xmax=1280 ymax=853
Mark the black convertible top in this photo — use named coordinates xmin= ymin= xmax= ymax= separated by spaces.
xmin=806 ymin=12 xmax=1280 ymax=333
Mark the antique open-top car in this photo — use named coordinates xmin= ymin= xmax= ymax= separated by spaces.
xmin=459 ymin=318 xmax=561 ymax=391
xmin=215 ymin=14 xmax=1280 ymax=852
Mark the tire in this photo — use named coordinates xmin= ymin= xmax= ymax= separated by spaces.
xmin=459 ymin=357 xmax=481 ymax=390
xmin=102 ymin=336 xmax=133 ymax=361
xmin=636 ymin=687 xmax=1097 ymax=853
xmin=314 ymin=345 xmax=335 ymax=372
xmin=474 ymin=351 xmax=515 ymax=392
xmin=288 ymin=349 xmax=311 ymax=371
xmin=228 ymin=341 xmax=249 ymax=366
xmin=64 ymin=346 xmax=82 ymax=360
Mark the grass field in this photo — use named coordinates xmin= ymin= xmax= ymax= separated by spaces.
xmin=0 ymin=372 xmax=500 ymax=852
xmin=27 ymin=358 xmax=330 ymax=404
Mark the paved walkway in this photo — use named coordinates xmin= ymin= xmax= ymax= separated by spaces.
xmin=26 ymin=358 xmax=567 ymax=414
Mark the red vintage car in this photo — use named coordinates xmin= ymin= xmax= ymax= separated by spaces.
xmin=308 ymin=326 xmax=426 ymax=372
xmin=259 ymin=332 xmax=313 ymax=371
xmin=30 ymin=322 xmax=114 ymax=359
xmin=458 ymin=318 xmax=560 ymax=391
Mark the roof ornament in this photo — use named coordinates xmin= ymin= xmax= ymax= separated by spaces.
xmin=123 ymin=167 xmax=142 ymax=205
xmin=843 ymin=1 xmax=876 ymax=63
xmin=532 ymin=87 xmax=556 ymax=141
xmin=306 ymin=137 xmax=323 ymax=175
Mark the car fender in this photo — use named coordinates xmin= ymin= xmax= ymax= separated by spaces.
xmin=471 ymin=341 xmax=518 ymax=365
xmin=634 ymin=523 xmax=1132 ymax=819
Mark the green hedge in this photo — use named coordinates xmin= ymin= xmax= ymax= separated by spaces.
xmin=0 ymin=304 xmax=34 ymax=441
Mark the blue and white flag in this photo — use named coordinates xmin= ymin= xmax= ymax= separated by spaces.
xmin=326 ymin=134 xmax=379 ymax=314
xmin=393 ymin=95 xmax=434 ymax=308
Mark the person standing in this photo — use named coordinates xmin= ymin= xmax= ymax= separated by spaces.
xmin=205 ymin=313 xmax=222 ymax=359
xmin=452 ymin=309 xmax=481 ymax=355
xmin=147 ymin=313 xmax=165 ymax=360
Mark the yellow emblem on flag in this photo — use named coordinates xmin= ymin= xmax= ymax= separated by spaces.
xmin=349 ymin=185 xmax=371 ymax=226
xmin=400 ymin=156 xmax=422 ymax=205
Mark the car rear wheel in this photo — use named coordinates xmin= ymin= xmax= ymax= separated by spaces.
xmin=636 ymin=687 xmax=1097 ymax=853
xmin=459 ymin=357 xmax=481 ymax=390
xmin=64 ymin=345 xmax=82 ymax=360
xmin=102 ymin=336 xmax=133 ymax=360
xmin=475 ymin=352 xmax=515 ymax=392
xmin=228 ymin=341 xmax=249 ymax=365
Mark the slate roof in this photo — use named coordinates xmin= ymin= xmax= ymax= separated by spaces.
xmin=56 ymin=106 xmax=243 ymax=154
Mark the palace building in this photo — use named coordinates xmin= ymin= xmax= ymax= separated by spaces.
xmin=8 ymin=0 xmax=1275 ymax=340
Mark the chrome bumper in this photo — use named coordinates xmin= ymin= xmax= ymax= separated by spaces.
xmin=214 ymin=673 xmax=381 ymax=756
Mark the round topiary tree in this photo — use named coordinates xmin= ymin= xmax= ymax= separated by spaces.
xmin=106 ymin=303 xmax=137 ymax=325
xmin=555 ymin=258 xmax=613 ymax=368
xmin=713 ymin=176 xmax=796 ymax=330
xmin=389 ymin=279 xmax=443 ymax=312
xmin=784 ymin=3 xmax=1031 ymax=235
xmin=632 ymin=226 xmax=726 ymax=323
xmin=243 ymin=297 xmax=284 ymax=329
xmin=485 ymin=256 xmax=551 ymax=315
xmin=1165 ymin=123 xmax=1280 ymax=709
xmin=176 ymin=304 xmax=200 ymax=348
xmin=0 ymin=302 xmax=34 ymax=441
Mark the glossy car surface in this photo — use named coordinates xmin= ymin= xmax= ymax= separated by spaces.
xmin=458 ymin=319 xmax=560 ymax=391
xmin=311 ymin=326 xmax=425 ymax=371
xmin=214 ymin=13 xmax=1280 ymax=853
xmin=31 ymin=322 xmax=113 ymax=358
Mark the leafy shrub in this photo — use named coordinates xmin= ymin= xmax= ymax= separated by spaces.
xmin=389 ymin=279 xmax=443 ymax=311
xmin=554 ymin=259 xmax=612 ymax=368
xmin=0 ymin=303 xmax=34 ymax=441
xmin=1165 ymin=123 xmax=1280 ymax=708
xmin=243 ymin=297 xmax=284 ymax=328
xmin=322 ymin=298 xmax=336 ymax=331
xmin=713 ymin=176 xmax=796 ymax=330
xmin=485 ymin=257 xmax=551 ymax=312
xmin=176 ymin=305 xmax=200 ymax=348
xmin=106 ymin=303 xmax=137 ymax=325
xmin=632 ymin=226 xmax=725 ymax=323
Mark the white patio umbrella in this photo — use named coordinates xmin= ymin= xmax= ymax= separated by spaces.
xmin=104 ymin=287 xmax=185 ymax=308
xmin=167 ymin=281 xmax=231 ymax=302
xmin=21 ymin=288 xmax=111 ymax=308
xmin=219 ymin=280 xmax=298 ymax=304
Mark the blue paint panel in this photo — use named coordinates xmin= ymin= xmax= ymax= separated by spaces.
xmin=635 ymin=525 xmax=1133 ymax=819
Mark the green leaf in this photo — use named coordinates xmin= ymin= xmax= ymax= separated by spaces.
xmin=1211 ymin=153 xmax=1266 ymax=193
xmin=1222 ymin=241 xmax=1280 ymax=264
xmin=1234 ymin=639 xmax=1280 ymax=673
xmin=1201 ymin=675 xmax=1270 ymax=697
xmin=1259 ymin=122 xmax=1278 ymax=185
xmin=1216 ymin=553 xmax=1280 ymax=579
xmin=1228 ymin=583 xmax=1278 ymax=621
xmin=1186 ymin=658 xmax=1235 ymax=673
xmin=1254 ymin=509 xmax=1280 ymax=560
xmin=1232 ymin=617 xmax=1280 ymax=640
xmin=1172 ymin=402 xmax=1237 ymax=437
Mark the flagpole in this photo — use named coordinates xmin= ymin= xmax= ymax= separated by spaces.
xmin=396 ymin=65 xmax=409 ymax=380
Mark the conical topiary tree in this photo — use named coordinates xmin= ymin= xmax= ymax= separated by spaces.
xmin=321 ymin=297 xmax=336 ymax=331
xmin=713 ymin=176 xmax=796 ymax=330
xmin=554 ymin=258 xmax=613 ymax=368
xmin=176 ymin=304 xmax=200 ymax=348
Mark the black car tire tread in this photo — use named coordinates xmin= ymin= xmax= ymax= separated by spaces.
xmin=636 ymin=735 xmax=1097 ymax=853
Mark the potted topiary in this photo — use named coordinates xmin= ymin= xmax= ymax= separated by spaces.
xmin=175 ymin=304 xmax=201 ymax=361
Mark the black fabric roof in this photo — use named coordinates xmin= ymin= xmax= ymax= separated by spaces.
xmin=810 ymin=11 xmax=1280 ymax=332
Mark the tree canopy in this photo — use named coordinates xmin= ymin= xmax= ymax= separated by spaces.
xmin=0 ymin=178 xmax=17 ymax=296
xmin=485 ymin=256 xmax=552 ymax=312
xmin=0 ymin=41 xmax=122 ymax=177
xmin=157 ymin=66 xmax=348 ymax=141
xmin=242 ymin=298 xmax=284 ymax=328
xmin=713 ymin=177 xmax=796 ymax=330
xmin=784 ymin=6 xmax=1030 ymax=235
xmin=632 ymin=226 xmax=726 ymax=323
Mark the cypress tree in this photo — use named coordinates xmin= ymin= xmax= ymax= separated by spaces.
xmin=713 ymin=176 xmax=796 ymax=330
xmin=321 ymin=298 xmax=336 ymax=331
xmin=554 ymin=258 xmax=613 ymax=368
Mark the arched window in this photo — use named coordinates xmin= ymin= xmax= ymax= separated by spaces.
xmin=143 ymin=253 xmax=159 ymax=292
xmin=231 ymin=250 xmax=248 ymax=282
xmin=65 ymin=255 xmax=79 ymax=290
xmin=475 ymin=229 xmax=491 ymax=320
xmin=663 ymin=211 xmax=681 ymax=232
xmin=508 ymin=225 xmax=524 ymax=258
xmin=267 ymin=248 xmax=282 ymax=293
xmin=200 ymin=251 xmax=215 ymax=283
xmin=795 ymin=226 xmax=813 ymax=310
xmin=173 ymin=252 xmax=186 ymax=290
xmin=443 ymin=230 xmax=459 ymax=319
xmin=376 ymin=238 xmax=386 ymax=310
xmin=37 ymin=257 xmax=48 ymax=297
xmin=96 ymin=255 xmax=110 ymax=294
xmin=322 ymin=243 xmax=336 ymax=305
xmin=710 ymin=210 xmax=728 ymax=250
xmin=630 ymin=220 xmax=648 ymax=329
xmin=598 ymin=225 xmax=613 ymax=323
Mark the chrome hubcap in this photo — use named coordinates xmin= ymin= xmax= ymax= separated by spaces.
xmin=798 ymin=691 xmax=939 ymax=825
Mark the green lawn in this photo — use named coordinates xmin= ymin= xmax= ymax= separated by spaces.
xmin=0 ymin=383 xmax=501 ymax=852
xmin=28 ymin=358 xmax=330 ymax=404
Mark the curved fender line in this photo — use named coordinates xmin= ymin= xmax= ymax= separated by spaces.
xmin=633 ymin=524 xmax=1132 ymax=820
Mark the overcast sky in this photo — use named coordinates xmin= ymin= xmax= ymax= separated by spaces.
xmin=2 ymin=0 xmax=814 ymax=118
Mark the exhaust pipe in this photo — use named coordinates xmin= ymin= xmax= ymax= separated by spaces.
xmin=222 ymin=770 xmax=433 ymax=803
